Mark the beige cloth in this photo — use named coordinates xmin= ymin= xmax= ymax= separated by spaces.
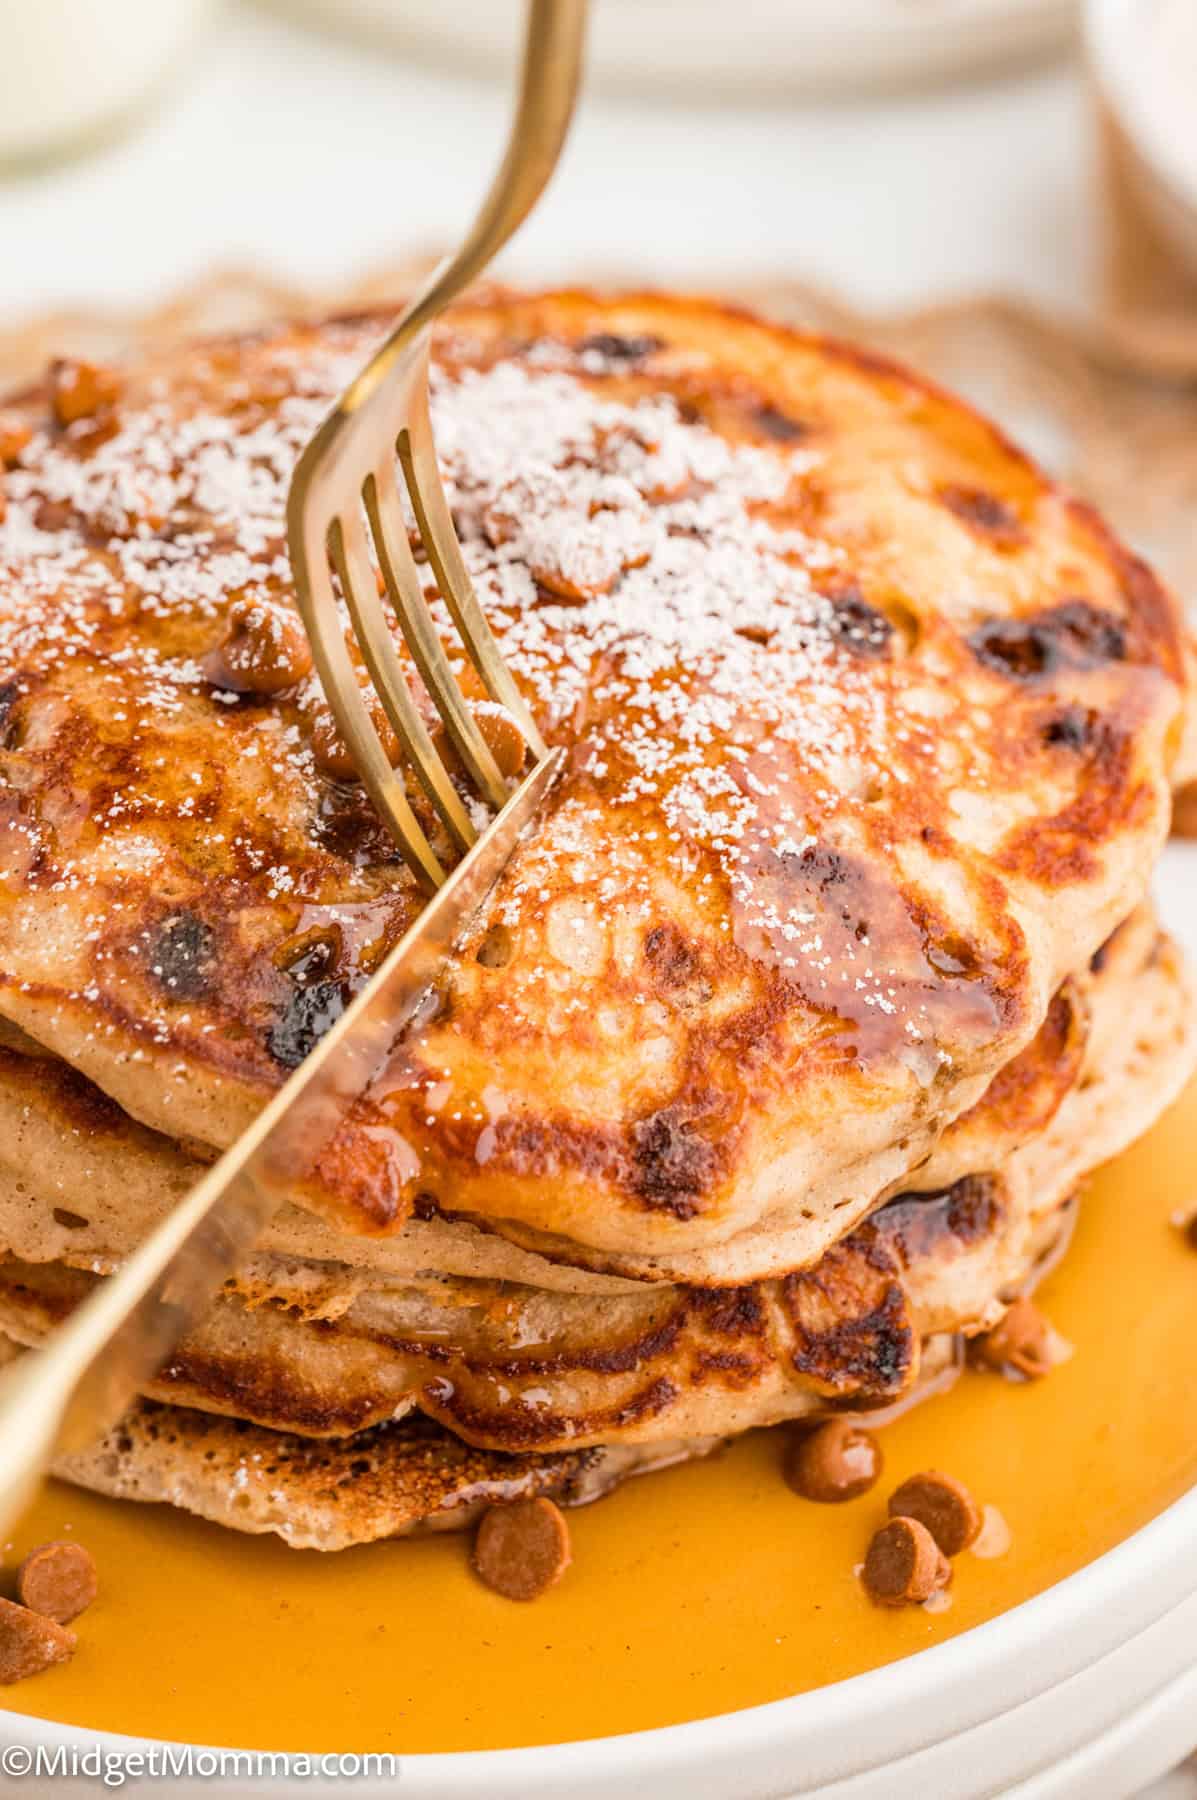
xmin=1092 ymin=100 xmax=1197 ymax=383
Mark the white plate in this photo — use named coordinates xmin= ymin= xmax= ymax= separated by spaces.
xmin=4 ymin=1447 xmax=1197 ymax=1797
xmin=271 ymin=0 xmax=1078 ymax=95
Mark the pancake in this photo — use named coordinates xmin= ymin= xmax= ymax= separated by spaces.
xmin=0 ymin=1333 xmax=715 ymax=1552
xmin=1 ymin=912 xmax=1189 ymax=1453
xmin=0 ymin=295 xmax=1190 ymax=1286
xmin=0 ymin=1036 xmax=641 ymax=1298
xmin=0 ymin=907 xmax=1153 ymax=1297
xmin=13 ymin=1343 xmax=961 ymax=1553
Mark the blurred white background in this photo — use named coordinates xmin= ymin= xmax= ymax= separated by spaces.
xmin=0 ymin=0 xmax=1092 ymax=321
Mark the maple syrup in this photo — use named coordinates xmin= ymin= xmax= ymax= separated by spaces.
xmin=5 ymin=1076 xmax=1197 ymax=1755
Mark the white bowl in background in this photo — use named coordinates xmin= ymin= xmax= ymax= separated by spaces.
xmin=0 ymin=0 xmax=214 ymax=165
xmin=269 ymin=0 xmax=1077 ymax=97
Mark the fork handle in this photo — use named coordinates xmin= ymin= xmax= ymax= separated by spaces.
xmin=389 ymin=0 xmax=588 ymax=352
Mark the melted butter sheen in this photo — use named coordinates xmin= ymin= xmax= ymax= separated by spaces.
xmin=6 ymin=1076 xmax=1197 ymax=1755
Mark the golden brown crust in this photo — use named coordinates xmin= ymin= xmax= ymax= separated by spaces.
xmin=0 ymin=905 xmax=1189 ymax=1455
xmin=38 ymin=1377 xmax=692 ymax=1553
xmin=0 ymin=293 xmax=1188 ymax=1281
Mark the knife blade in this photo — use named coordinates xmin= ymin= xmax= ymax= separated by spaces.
xmin=0 ymin=747 xmax=562 ymax=1531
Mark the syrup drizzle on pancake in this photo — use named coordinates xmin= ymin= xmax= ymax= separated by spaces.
xmin=0 ymin=297 xmax=1184 ymax=1274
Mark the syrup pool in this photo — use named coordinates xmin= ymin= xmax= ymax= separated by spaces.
xmin=4 ymin=1075 xmax=1197 ymax=1755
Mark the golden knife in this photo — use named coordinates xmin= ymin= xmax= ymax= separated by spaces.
xmin=0 ymin=749 xmax=562 ymax=1535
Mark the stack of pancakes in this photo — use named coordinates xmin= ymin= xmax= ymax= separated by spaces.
xmin=0 ymin=292 xmax=1192 ymax=1551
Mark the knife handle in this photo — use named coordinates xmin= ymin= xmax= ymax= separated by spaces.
xmin=0 ymin=1143 xmax=278 ymax=1536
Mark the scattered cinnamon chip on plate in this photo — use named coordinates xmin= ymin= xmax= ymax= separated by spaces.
xmin=17 ymin=1540 xmax=98 ymax=1625
xmin=0 ymin=1596 xmax=75 ymax=1684
xmin=888 ymin=1471 xmax=983 ymax=1557
xmin=473 ymin=1498 xmax=572 ymax=1602
xmin=861 ymin=1517 xmax=951 ymax=1608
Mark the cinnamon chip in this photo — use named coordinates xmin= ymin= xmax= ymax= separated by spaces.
xmin=1174 ymin=787 xmax=1197 ymax=840
xmin=49 ymin=358 xmax=122 ymax=427
xmin=0 ymin=1597 xmax=75 ymax=1683
xmin=308 ymin=703 xmax=361 ymax=781
xmin=970 ymin=1296 xmax=1053 ymax=1380
xmin=204 ymin=599 xmax=313 ymax=697
xmin=861 ymin=1517 xmax=951 ymax=1608
xmin=784 ymin=1418 xmax=882 ymax=1504
xmin=0 ymin=415 xmax=30 ymax=468
xmin=16 ymin=1540 xmax=98 ymax=1625
xmin=472 ymin=1497 xmax=571 ymax=1601
xmin=433 ymin=703 xmax=528 ymax=783
xmin=306 ymin=692 xmax=400 ymax=781
xmin=888 ymin=1471 xmax=982 ymax=1556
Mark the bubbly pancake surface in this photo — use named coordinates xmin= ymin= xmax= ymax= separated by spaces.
xmin=0 ymin=294 xmax=1189 ymax=1282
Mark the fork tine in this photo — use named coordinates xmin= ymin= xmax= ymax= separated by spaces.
xmin=289 ymin=501 xmax=446 ymax=893
xmin=287 ymin=0 xmax=584 ymax=888
xmin=329 ymin=507 xmax=478 ymax=855
xmin=364 ymin=468 xmax=510 ymax=815
xmin=399 ymin=361 xmax=549 ymax=764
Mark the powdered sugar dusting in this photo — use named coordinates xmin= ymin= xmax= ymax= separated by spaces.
xmin=424 ymin=357 xmax=900 ymax=956
xmin=417 ymin=351 xmax=955 ymax=1044
xmin=0 ymin=315 xmax=956 ymax=1076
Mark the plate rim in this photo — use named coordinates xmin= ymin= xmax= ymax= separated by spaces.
xmin=5 ymin=1463 xmax=1195 ymax=1786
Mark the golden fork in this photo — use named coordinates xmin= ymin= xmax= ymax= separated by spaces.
xmin=0 ymin=0 xmax=587 ymax=1533
xmin=289 ymin=0 xmax=587 ymax=891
